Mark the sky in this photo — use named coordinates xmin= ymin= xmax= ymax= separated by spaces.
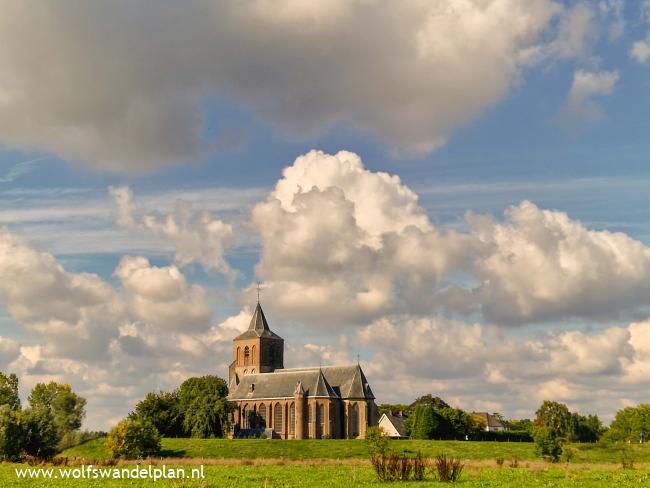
xmin=1 ymin=0 xmax=650 ymax=430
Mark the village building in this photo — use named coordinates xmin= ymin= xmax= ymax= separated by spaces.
xmin=472 ymin=412 xmax=506 ymax=432
xmin=378 ymin=412 xmax=409 ymax=439
xmin=227 ymin=302 xmax=377 ymax=439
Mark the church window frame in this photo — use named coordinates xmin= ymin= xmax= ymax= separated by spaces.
xmin=349 ymin=403 xmax=359 ymax=438
xmin=273 ymin=402 xmax=283 ymax=433
xmin=259 ymin=403 xmax=267 ymax=428
xmin=244 ymin=346 xmax=250 ymax=365
xmin=289 ymin=402 xmax=295 ymax=435
xmin=317 ymin=403 xmax=325 ymax=438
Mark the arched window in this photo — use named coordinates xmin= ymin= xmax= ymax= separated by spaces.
xmin=242 ymin=404 xmax=250 ymax=429
xmin=274 ymin=402 xmax=283 ymax=433
xmin=349 ymin=403 xmax=359 ymax=438
xmin=237 ymin=347 xmax=241 ymax=365
xmin=289 ymin=403 xmax=295 ymax=436
xmin=251 ymin=345 xmax=256 ymax=364
xmin=317 ymin=403 xmax=325 ymax=438
xmin=244 ymin=346 xmax=250 ymax=365
xmin=259 ymin=404 xmax=267 ymax=428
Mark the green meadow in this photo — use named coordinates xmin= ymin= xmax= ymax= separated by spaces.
xmin=0 ymin=438 xmax=641 ymax=486
xmin=60 ymin=437 xmax=650 ymax=464
xmin=3 ymin=463 xmax=650 ymax=487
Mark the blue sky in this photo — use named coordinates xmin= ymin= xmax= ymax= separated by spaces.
xmin=1 ymin=1 xmax=650 ymax=429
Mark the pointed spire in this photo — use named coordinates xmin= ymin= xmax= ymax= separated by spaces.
xmin=248 ymin=302 xmax=271 ymax=334
xmin=313 ymin=368 xmax=338 ymax=397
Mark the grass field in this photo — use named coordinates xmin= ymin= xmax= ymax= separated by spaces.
xmin=61 ymin=437 xmax=650 ymax=465
xmin=3 ymin=463 xmax=650 ymax=487
xmin=4 ymin=438 xmax=635 ymax=486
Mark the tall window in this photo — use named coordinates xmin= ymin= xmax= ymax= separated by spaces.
xmin=242 ymin=405 xmax=249 ymax=429
xmin=274 ymin=402 xmax=283 ymax=433
xmin=329 ymin=403 xmax=336 ymax=438
xmin=259 ymin=404 xmax=267 ymax=428
xmin=237 ymin=347 xmax=241 ymax=365
xmin=317 ymin=403 xmax=325 ymax=438
xmin=244 ymin=346 xmax=250 ymax=365
xmin=251 ymin=345 xmax=256 ymax=364
xmin=289 ymin=403 xmax=295 ymax=436
xmin=349 ymin=403 xmax=359 ymax=438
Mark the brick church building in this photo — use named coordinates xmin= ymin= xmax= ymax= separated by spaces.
xmin=228 ymin=302 xmax=377 ymax=439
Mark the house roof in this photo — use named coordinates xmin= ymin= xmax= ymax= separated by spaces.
xmin=228 ymin=364 xmax=375 ymax=401
xmin=233 ymin=303 xmax=283 ymax=341
xmin=472 ymin=412 xmax=505 ymax=429
xmin=381 ymin=413 xmax=408 ymax=437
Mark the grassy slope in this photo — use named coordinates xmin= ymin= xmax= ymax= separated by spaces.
xmin=4 ymin=464 xmax=650 ymax=487
xmin=61 ymin=437 xmax=650 ymax=465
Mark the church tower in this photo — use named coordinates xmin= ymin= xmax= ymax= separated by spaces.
xmin=229 ymin=302 xmax=284 ymax=387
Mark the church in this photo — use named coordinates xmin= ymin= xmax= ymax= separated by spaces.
xmin=227 ymin=302 xmax=377 ymax=439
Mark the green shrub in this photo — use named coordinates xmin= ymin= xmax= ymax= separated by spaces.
xmin=365 ymin=425 xmax=390 ymax=458
xmin=533 ymin=426 xmax=564 ymax=462
xmin=0 ymin=405 xmax=22 ymax=461
xmin=106 ymin=418 xmax=161 ymax=459
xmin=21 ymin=407 xmax=59 ymax=459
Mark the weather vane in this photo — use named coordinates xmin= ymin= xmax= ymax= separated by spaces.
xmin=256 ymin=281 xmax=262 ymax=303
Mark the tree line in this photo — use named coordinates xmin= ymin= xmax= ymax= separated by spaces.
xmin=0 ymin=372 xmax=88 ymax=461
xmin=107 ymin=375 xmax=234 ymax=459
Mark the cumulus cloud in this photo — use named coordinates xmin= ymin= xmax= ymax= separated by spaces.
xmin=251 ymin=150 xmax=473 ymax=323
xmin=469 ymin=200 xmax=650 ymax=324
xmin=252 ymin=151 xmax=650 ymax=326
xmin=631 ymin=39 xmax=650 ymax=63
xmin=558 ymin=69 xmax=619 ymax=128
xmin=109 ymin=186 xmax=234 ymax=276
xmin=114 ymin=256 xmax=213 ymax=331
xmin=0 ymin=226 xmax=232 ymax=428
xmin=0 ymin=1 xmax=586 ymax=170
xmin=358 ymin=314 xmax=649 ymax=420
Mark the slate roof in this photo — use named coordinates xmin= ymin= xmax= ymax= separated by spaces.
xmin=382 ymin=413 xmax=409 ymax=437
xmin=472 ymin=412 xmax=505 ymax=429
xmin=228 ymin=364 xmax=375 ymax=401
xmin=233 ymin=303 xmax=283 ymax=340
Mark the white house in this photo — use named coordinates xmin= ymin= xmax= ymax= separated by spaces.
xmin=378 ymin=412 xmax=408 ymax=438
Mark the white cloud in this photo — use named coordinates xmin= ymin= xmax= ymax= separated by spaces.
xmin=358 ymin=314 xmax=650 ymax=421
xmin=110 ymin=186 xmax=235 ymax=276
xmin=114 ymin=256 xmax=213 ymax=331
xmin=631 ymin=39 xmax=650 ymax=63
xmin=0 ymin=1 xmax=580 ymax=170
xmin=557 ymin=69 xmax=619 ymax=128
xmin=252 ymin=150 xmax=473 ymax=323
xmin=469 ymin=200 xmax=650 ymax=324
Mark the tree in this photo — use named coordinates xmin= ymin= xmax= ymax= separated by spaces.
xmin=570 ymin=413 xmax=604 ymax=442
xmin=21 ymin=407 xmax=59 ymax=459
xmin=608 ymin=404 xmax=650 ymax=442
xmin=438 ymin=407 xmax=477 ymax=438
xmin=508 ymin=418 xmax=534 ymax=433
xmin=107 ymin=418 xmax=161 ymax=459
xmin=410 ymin=404 xmax=439 ymax=439
xmin=28 ymin=382 xmax=86 ymax=443
xmin=535 ymin=401 xmax=572 ymax=438
xmin=534 ymin=425 xmax=564 ymax=462
xmin=0 ymin=405 xmax=22 ymax=461
xmin=179 ymin=376 xmax=234 ymax=438
xmin=409 ymin=395 xmax=450 ymax=410
xmin=0 ymin=372 xmax=20 ymax=411
xmin=378 ymin=403 xmax=411 ymax=416
xmin=129 ymin=390 xmax=184 ymax=437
